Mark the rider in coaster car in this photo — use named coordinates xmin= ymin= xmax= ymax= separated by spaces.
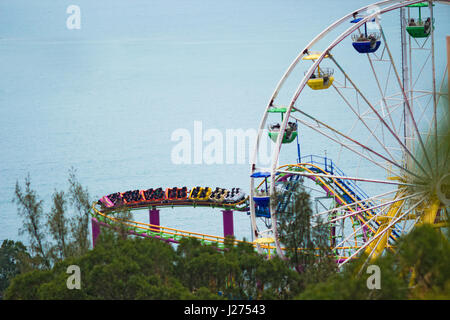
xmin=144 ymin=188 xmax=153 ymax=200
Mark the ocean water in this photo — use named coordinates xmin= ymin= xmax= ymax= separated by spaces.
xmin=1 ymin=0 xmax=449 ymax=244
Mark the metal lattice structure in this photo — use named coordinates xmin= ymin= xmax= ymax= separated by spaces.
xmin=249 ymin=0 xmax=449 ymax=267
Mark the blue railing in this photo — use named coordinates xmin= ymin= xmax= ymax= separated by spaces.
xmin=299 ymin=154 xmax=401 ymax=241
xmin=276 ymin=174 xmax=302 ymax=213
xmin=299 ymin=154 xmax=370 ymax=202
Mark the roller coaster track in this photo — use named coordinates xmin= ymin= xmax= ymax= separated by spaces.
xmin=92 ymin=205 xmax=249 ymax=248
xmin=276 ymin=162 xmax=402 ymax=244
xmin=92 ymin=201 xmax=360 ymax=258
xmin=91 ymin=159 xmax=404 ymax=259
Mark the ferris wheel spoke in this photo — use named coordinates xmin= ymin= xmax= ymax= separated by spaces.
xmin=316 ymin=191 xmax=421 ymax=228
xmin=332 ymin=84 xmax=399 ymax=163
xmin=312 ymin=189 xmax=399 ymax=219
xmin=378 ymin=25 xmax=436 ymax=177
xmin=366 ymin=54 xmax=399 ymax=135
xmin=332 ymin=201 xmax=395 ymax=255
xmin=291 ymin=111 xmax=424 ymax=180
xmin=437 ymin=64 xmax=448 ymax=105
xmin=411 ymin=51 xmax=432 ymax=90
xmin=338 ymin=195 xmax=427 ymax=269
xmin=338 ymin=198 xmax=401 ymax=255
xmin=328 ymin=54 xmax=432 ymax=180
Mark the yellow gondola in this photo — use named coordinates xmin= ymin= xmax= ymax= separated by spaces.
xmin=302 ymin=52 xmax=334 ymax=90
xmin=306 ymin=66 xmax=334 ymax=90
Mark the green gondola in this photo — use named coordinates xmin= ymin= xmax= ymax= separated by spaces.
xmin=268 ymin=130 xmax=298 ymax=144
xmin=406 ymin=2 xmax=435 ymax=38
xmin=267 ymin=107 xmax=298 ymax=144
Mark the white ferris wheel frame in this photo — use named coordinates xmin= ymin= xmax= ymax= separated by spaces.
xmin=249 ymin=0 xmax=450 ymax=257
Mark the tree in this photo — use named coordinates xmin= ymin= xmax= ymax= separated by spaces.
xmin=13 ymin=175 xmax=51 ymax=269
xmin=67 ymin=168 xmax=93 ymax=256
xmin=274 ymin=184 xmax=337 ymax=288
xmin=0 ymin=240 xmax=29 ymax=299
xmin=47 ymin=190 xmax=70 ymax=260
xmin=395 ymin=224 xmax=450 ymax=299
xmin=4 ymin=235 xmax=193 ymax=300
xmin=295 ymin=224 xmax=450 ymax=300
xmin=12 ymin=169 xmax=94 ymax=271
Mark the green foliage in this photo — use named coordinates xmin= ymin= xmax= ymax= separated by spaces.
xmin=13 ymin=175 xmax=51 ymax=269
xmin=0 ymin=240 xmax=29 ymax=299
xmin=3 ymin=231 xmax=302 ymax=300
xmin=296 ymin=224 xmax=450 ymax=300
xmin=6 ymin=169 xmax=449 ymax=300
xmin=4 ymin=269 xmax=54 ymax=300
xmin=175 ymin=237 xmax=301 ymax=300
xmin=275 ymin=185 xmax=337 ymax=289
xmin=12 ymin=169 xmax=94 ymax=271
xmin=406 ymin=91 xmax=449 ymax=208
xmin=3 ymin=222 xmax=449 ymax=300
xmin=67 ymin=168 xmax=93 ymax=256
xmin=4 ymin=234 xmax=192 ymax=300
xmin=396 ymin=224 xmax=450 ymax=299
xmin=47 ymin=190 xmax=70 ymax=260
xmin=107 ymin=205 xmax=134 ymax=240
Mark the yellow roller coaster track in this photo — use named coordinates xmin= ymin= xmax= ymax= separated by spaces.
xmin=92 ymin=202 xmax=359 ymax=260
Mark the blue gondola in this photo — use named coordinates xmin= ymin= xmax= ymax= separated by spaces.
xmin=251 ymin=171 xmax=271 ymax=218
xmin=350 ymin=16 xmax=381 ymax=54
xmin=351 ymin=33 xmax=381 ymax=53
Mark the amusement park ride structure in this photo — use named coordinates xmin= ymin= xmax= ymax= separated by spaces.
xmin=92 ymin=0 xmax=450 ymax=267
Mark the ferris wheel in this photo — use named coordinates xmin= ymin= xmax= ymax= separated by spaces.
xmin=249 ymin=0 xmax=449 ymax=267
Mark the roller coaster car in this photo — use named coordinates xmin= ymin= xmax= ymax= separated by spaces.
xmin=107 ymin=192 xmax=123 ymax=206
xmin=99 ymin=196 xmax=114 ymax=208
xmin=122 ymin=190 xmax=141 ymax=204
xmin=268 ymin=122 xmax=298 ymax=144
xmin=165 ymin=187 xmax=178 ymax=200
xmin=225 ymin=188 xmax=245 ymax=203
xmin=198 ymin=187 xmax=212 ymax=201
xmin=176 ymin=187 xmax=188 ymax=200
xmin=133 ymin=189 xmax=143 ymax=202
xmin=163 ymin=187 xmax=188 ymax=201
xmin=151 ymin=187 xmax=165 ymax=200
xmin=351 ymin=33 xmax=381 ymax=53
xmin=210 ymin=187 xmax=228 ymax=202
xmin=189 ymin=186 xmax=200 ymax=200
xmin=118 ymin=192 xmax=125 ymax=203
xmin=143 ymin=188 xmax=154 ymax=201
xmin=189 ymin=186 xmax=210 ymax=200
xmin=221 ymin=190 xmax=231 ymax=202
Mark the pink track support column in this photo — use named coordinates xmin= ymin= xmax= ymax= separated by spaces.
xmin=222 ymin=209 xmax=234 ymax=238
xmin=91 ymin=217 xmax=101 ymax=248
xmin=149 ymin=208 xmax=160 ymax=232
